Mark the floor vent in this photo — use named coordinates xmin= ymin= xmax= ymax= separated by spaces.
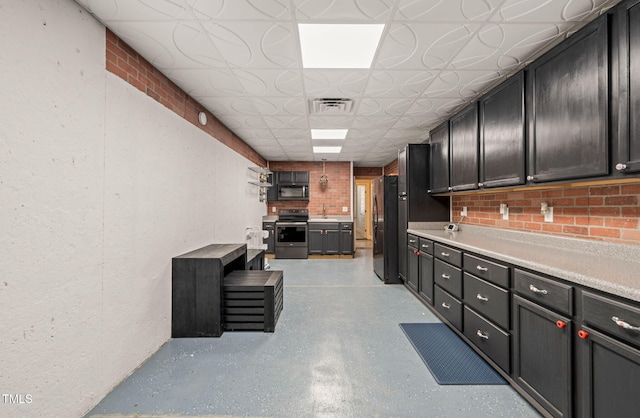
xmin=309 ymin=98 xmax=354 ymax=114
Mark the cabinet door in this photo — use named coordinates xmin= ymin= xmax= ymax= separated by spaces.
xmin=579 ymin=326 xmax=640 ymax=418
xmin=527 ymin=16 xmax=609 ymax=183
xmin=397 ymin=147 xmax=407 ymax=196
xmin=266 ymin=173 xmax=278 ymax=201
xmin=450 ymin=103 xmax=479 ymax=191
xmin=277 ymin=171 xmax=292 ymax=183
xmin=398 ymin=198 xmax=407 ymax=281
xmin=418 ymin=252 xmax=434 ymax=304
xmin=407 ymin=246 xmax=419 ymax=293
xmin=429 ymin=121 xmax=450 ymax=193
xmin=293 ymin=171 xmax=309 ymax=183
xmin=513 ymin=295 xmax=572 ymax=418
xmin=339 ymin=229 xmax=353 ymax=255
xmin=480 ymin=71 xmax=526 ymax=188
xmin=308 ymin=228 xmax=323 ymax=255
xmin=324 ymin=229 xmax=340 ymax=255
xmin=616 ymin=0 xmax=640 ymax=173
xmin=262 ymin=222 xmax=275 ymax=254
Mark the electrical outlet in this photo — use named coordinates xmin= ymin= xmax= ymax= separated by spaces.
xmin=544 ymin=207 xmax=554 ymax=222
xmin=461 ymin=206 xmax=467 ymax=217
xmin=342 ymin=206 xmax=348 ymax=212
xmin=272 ymin=206 xmax=276 ymax=213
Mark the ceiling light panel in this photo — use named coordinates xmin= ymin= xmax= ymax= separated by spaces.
xmin=311 ymin=129 xmax=348 ymax=140
xmin=313 ymin=146 xmax=343 ymax=153
xmin=299 ymin=24 xmax=385 ymax=69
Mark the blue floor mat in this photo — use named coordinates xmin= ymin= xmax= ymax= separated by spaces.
xmin=399 ymin=323 xmax=507 ymax=385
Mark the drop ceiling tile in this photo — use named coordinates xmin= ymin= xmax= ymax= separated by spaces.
xmin=216 ymin=115 xmax=269 ymax=130
xmin=263 ymin=115 xmax=310 ymax=129
xmin=270 ymin=129 xmax=311 ymax=139
xmin=450 ymin=22 xmax=573 ymax=71
xmin=251 ymin=98 xmax=307 ymax=116
xmin=383 ymin=129 xmax=428 ymax=142
xmin=198 ymin=96 xmax=260 ymax=117
xmin=83 ymin=0 xmax=191 ymax=21
xmin=395 ymin=0 xmax=503 ymax=22
xmin=231 ymin=129 xmax=275 ymax=140
xmin=276 ymin=138 xmax=313 ymax=148
xmin=346 ymin=129 xmax=389 ymax=140
xmin=303 ymin=70 xmax=370 ymax=98
xmin=308 ymin=116 xmax=352 ymax=129
xmin=423 ymin=70 xmax=502 ymax=99
xmin=166 ymin=69 xmax=245 ymax=98
xmin=350 ymin=116 xmax=398 ymax=130
xmin=365 ymin=70 xmax=439 ymax=98
xmin=189 ymin=0 xmax=291 ymax=20
xmin=493 ymin=0 xmax=617 ymax=23
xmin=232 ymin=70 xmax=304 ymax=97
xmin=293 ymin=0 xmax=395 ymax=20
xmin=376 ymin=23 xmax=481 ymax=70
xmin=356 ymin=98 xmax=415 ymax=117
xmin=202 ymin=21 xmax=299 ymax=69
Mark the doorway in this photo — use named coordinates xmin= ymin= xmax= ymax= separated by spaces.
xmin=355 ymin=178 xmax=373 ymax=247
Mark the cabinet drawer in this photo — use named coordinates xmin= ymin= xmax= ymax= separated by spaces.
xmin=463 ymin=253 xmax=510 ymax=289
xmin=514 ymin=269 xmax=573 ymax=315
xmin=464 ymin=306 xmax=510 ymax=373
xmin=583 ymin=291 xmax=640 ymax=349
xmin=434 ymin=285 xmax=463 ymax=331
xmin=463 ymin=272 xmax=510 ymax=330
xmin=407 ymin=234 xmax=419 ymax=249
xmin=434 ymin=259 xmax=462 ymax=299
xmin=418 ymin=237 xmax=433 ymax=255
xmin=308 ymin=222 xmax=339 ymax=230
xmin=434 ymin=243 xmax=462 ymax=267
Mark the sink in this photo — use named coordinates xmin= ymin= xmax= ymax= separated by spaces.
xmin=308 ymin=218 xmax=339 ymax=222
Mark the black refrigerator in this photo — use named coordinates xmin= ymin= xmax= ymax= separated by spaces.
xmin=373 ymin=175 xmax=401 ymax=284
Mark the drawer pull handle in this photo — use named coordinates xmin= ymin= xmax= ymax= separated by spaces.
xmin=476 ymin=330 xmax=489 ymax=340
xmin=421 ymin=244 xmax=429 ymax=249
xmin=529 ymin=284 xmax=548 ymax=295
xmin=476 ymin=294 xmax=489 ymax=302
xmin=441 ymin=273 xmax=450 ymax=280
xmin=476 ymin=265 xmax=488 ymax=272
xmin=441 ymin=252 xmax=450 ymax=257
xmin=441 ymin=302 xmax=451 ymax=309
xmin=612 ymin=316 xmax=640 ymax=331
xmin=409 ymin=239 xmax=417 ymax=244
xmin=578 ymin=330 xmax=589 ymax=339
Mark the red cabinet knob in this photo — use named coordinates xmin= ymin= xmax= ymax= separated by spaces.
xmin=578 ymin=330 xmax=589 ymax=339
xmin=556 ymin=320 xmax=567 ymax=329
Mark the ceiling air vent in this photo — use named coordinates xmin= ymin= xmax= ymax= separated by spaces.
xmin=309 ymin=98 xmax=354 ymax=114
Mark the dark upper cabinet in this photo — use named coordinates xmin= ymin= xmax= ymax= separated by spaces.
xmin=615 ymin=0 xmax=640 ymax=174
xmin=526 ymin=15 xmax=609 ymax=183
xmin=266 ymin=173 xmax=278 ymax=201
xmin=277 ymin=171 xmax=309 ymax=184
xmin=480 ymin=71 xmax=526 ymax=188
xmin=450 ymin=103 xmax=479 ymax=191
xmin=399 ymin=144 xmax=450 ymax=221
xmin=429 ymin=121 xmax=450 ymax=193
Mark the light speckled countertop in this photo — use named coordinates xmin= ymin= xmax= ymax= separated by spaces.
xmin=407 ymin=224 xmax=640 ymax=303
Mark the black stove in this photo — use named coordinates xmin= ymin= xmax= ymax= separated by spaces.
xmin=275 ymin=209 xmax=308 ymax=259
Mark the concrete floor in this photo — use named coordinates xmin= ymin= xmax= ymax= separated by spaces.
xmin=85 ymin=249 xmax=541 ymax=418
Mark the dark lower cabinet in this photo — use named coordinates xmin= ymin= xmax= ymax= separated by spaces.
xmin=578 ymin=326 xmax=640 ymax=418
xmin=339 ymin=222 xmax=354 ymax=255
xmin=526 ymin=15 xmax=609 ymax=183
xmin=308 ymin=223 xmax=340 ymax=255
xmin=513 ymin=295 xmax=572 ymax=418
xmin=262 ymin=221 xmax=275 ymax=254
xmin=418 ymin=251 xmax=434 ymax=304
xmin=406 ymin=239 xmax=419 ymax=293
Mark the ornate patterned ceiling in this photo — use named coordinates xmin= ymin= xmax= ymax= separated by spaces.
xmin=74 ymin=0 xmax=620 ymax=166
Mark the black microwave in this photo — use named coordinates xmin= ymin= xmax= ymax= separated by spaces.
xmin=278 ymin=184 xmax=309 ymax=200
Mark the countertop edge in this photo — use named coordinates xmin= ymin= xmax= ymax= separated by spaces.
xmin=408 ymin=228 xmax=640 ymax=303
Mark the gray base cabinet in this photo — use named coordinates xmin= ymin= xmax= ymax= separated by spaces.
xmin=308 ymin=222 xmax=340 ymax=255
xmin=339 ymin=222 xmax=354 ymax=255
xmin=262 ymin=221 xmax=275 ymax=254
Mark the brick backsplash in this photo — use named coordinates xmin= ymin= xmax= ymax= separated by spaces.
xmin=268 ymin=162 xmax=351 ymax=217
xmin=105 ymin=29 xmax=265 ymax=167
xmin=452 ymin=182 xmax=640 ymax=245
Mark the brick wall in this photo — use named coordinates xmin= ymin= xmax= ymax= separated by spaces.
xmin=384 ymin=159 xmax=398 ymax=175
xmin=268 ymin=162 xmax=351 ymax=217
xmin=105 ymin=29 xmax=265 ymax=167
xmin=452 ymin=182 xmax=640 ymax=245
xmin=354 ymin=167 xmax=383 ymax=177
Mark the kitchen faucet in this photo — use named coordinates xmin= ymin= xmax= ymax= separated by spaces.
xmin=322 ymin=203 xmax=326 ymax=219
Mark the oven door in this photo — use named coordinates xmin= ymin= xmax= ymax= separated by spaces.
xmin=275 ymin=222 xmax=308 ymax=259
xmin=275 ymin=222 xmax=308 ymax=246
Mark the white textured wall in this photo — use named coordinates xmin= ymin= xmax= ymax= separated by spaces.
xmin=0 ymin=1 xmax=265 ymax=417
